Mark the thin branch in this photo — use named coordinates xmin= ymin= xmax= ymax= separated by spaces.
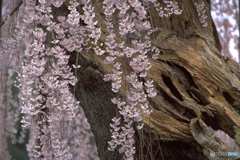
xmin=0 ymin=0 xmax=23 ymax=28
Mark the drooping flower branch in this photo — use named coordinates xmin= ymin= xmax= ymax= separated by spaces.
xmin=0 ymin=0 xmax=39 ymax=158
xmin=11 ymin=0 xmax=99 ymax=159
xmin=98 ymin=0 xmax=182 ymax=159
xmin=153 ymin=0 xmax=182 ymax=17
xmin=195 ymin=1 xmax=208 ymax=27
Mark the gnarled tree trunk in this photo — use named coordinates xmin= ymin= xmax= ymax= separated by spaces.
xmin=65 ymin=0 xmax=240 ymax=159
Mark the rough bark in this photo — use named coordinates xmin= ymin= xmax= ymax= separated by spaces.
xmin=65 ymin=0 xmax=240 ymax=159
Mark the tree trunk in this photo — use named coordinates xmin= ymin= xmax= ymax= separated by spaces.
xmin=65 ymin=0 xmax=240 ymax=159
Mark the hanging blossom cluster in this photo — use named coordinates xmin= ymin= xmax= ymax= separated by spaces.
xmin=15 ymin=0 xmax=76 ymax=158
xmin=195 ymin=1 xmax=208 ymax=27
xmin=94 ymin=0 xmax=181 ymax=159
xmin=0 ymin=0 xmax=37 ymax=159
xmin=0 ymin=0 xmax=99 ymax=159
xmin=153 ymin=0 xmax=182 ymax=17
xmin=101 ymin=0 xmax=152 ymax=159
